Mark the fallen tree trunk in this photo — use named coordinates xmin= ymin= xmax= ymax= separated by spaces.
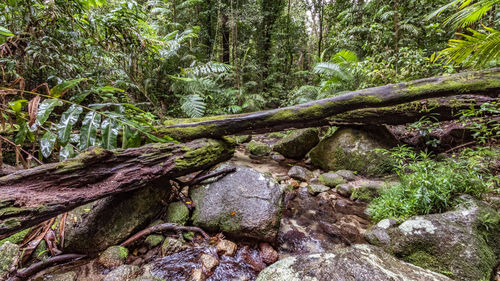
xmin=0 ymin=138 xmax=235 ymax=239
xmin=158 ymin=69 xmax=500 ymax=141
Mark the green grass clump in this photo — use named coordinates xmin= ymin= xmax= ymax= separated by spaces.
xmin=368 ymin=147 xmax=497 ymax=222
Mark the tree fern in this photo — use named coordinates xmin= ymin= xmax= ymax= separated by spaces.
xmin=181 ymin=94 xmax=206 ymax=118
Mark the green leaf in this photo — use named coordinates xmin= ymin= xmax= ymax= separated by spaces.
xmin=33 ymin=99 xmax=63 ymax=129
xmin=57 ymin=105 xmax=83 ymax=146
xmin=50 ymin=78 xmax=86 ymax=98
xmin=0 ymin=26 xmax=14 ymax=37
xmin=8 ymin=99 xmax=28 ymax=113
xmin=101 ymin=118 xmax=120 ymax=149
xmin=99 ymin=86 xmax=125 ymax=92
xmin=79 ymin=111 xmax=101 ymax=150
xmin=40 ymin=131 xmax=57 ymax=158
xmin=14 ymin=122 xmax=28 ymax=145
xmin=59 ymin=144 xmax=75 ymax=161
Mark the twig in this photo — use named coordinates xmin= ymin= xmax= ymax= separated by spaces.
xmin=0 ymin=135 xmax=43 ymax=165
xmin=120 ymin=223 xmax=210 ymax=247
xmin=444 ymin=141 xmax=476 ymax=154
xmin=7 ymin=254 xmax=87 ymax=281
xmin=188 ymin=167 xmax=236 ymax=186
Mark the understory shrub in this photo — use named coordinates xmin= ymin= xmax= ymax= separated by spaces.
xmin=368 ymin=146 xmax=498 ymax=222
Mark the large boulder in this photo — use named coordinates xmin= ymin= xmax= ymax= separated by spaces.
xmin=365 ymin=195 xmax=500 ymax=281
xmin=256 ymin=244 xmax=452 ymax=281
xmin=272 ymin=128 xmax=319 ymax=159
xmin=309 ymin=126 xmax=395 ymax=176
xmin=63 ymin=185 xmax=171 ymax=253
xmin=191 ymin=164 xmax=284 ymax=242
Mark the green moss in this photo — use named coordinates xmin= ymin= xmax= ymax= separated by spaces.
xmin=405 ymin=251 xmax=451 ymax=277
xmin=0 ymin=207 xmax=24 ymax=217
xmin=165 ymin=202 xmax=190 ymax=225
xmin=174 ymin=139 xmax=234 ymax=170
xmin=158 ymin=124 xmax=220 ymax=141
xmin=117 ymin=246 xmax=128 ymax=260
xmin=247 ymin=141 xmax=271 ymax=156
xmin=0 ymin=228 xmax=29 ymax=247
xmin=0 ymin=218 xmax=21 ymax=229
xmin=351 ymin=184 xmax=382 ymax=202
xmin=268 ymin=132 xmax=285 ymax=138
xmin=266 ymin=109 xmax=297 ymax=122
xmin=182 ymin=231 xmax=195 ymax=241
xmin=298 ymin=104 xmax=326 ymax=118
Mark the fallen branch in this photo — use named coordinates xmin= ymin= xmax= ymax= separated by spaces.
xmin=7 ymin=254 xmax=87 ymax=281
xmin=158 ymin=69 xmax=500 ymax=140
xmin=120 ymin=223 xmax=210 ymax=247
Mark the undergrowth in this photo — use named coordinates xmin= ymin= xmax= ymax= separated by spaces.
xmin=368 ymin=146 xmax=499 ymax=222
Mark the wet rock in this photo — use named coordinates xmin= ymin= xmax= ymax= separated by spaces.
xmin=259 ymin=243 xmax=278 ymax=265
xmin=271 ymin=153 xmax=286 ymax=162
xmin=103 ymin=265 xmax=141 ymax=281
xmin=0 ymin=242 xmax=19 ymax=279
xmin=98 ymin=246 xmax=128 ymax=268
xmin=365 ymin=195 xmax=500 ymax=281
xmin=144 ymin=235 xmax=164 ymax=248
xmin=334 ymin=170 xmax=356 ymax=181
xmin=161 ymin=237 xmax=190 ymax=256
xmin=247 ymin=141 xmax=271 ymax=156
xmin=272 ymin=128 xmax=319 ymax=159
xmin=351 ymin=181 xmax=384 ymax=202
xmin=191 ymin=164 xmax=284 ymax=242
xmin=309 ymin=127 xmax=395 ymax=176
xmin=216 ymin=239 xmax=238 ymax=257
xmin=336 ymin=183 xmax=353 ymax=197
xmin=64 ymin=185 xmax=170 ymax=253
xmin=200 ymin=253 xmax=219 ymax=272
xmin=256 ymin=244 xmax=453 ymax=281
xmin=307 ymin=184 xmax=330 ymax=195
xmin=165 ymin=201 xmax=190 ymax=225
xmin=45 ymin=271 xmax=78 ymax=281
xmin=319 ymin=172 xmax=345 ymax=188
xmin=287 ymin=166 xmax=313 ymax=182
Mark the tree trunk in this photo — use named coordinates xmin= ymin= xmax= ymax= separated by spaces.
xmin=158 ymin=68 xmax=500 ymax=140
xmin=0 ymin=138 xmax=235 ymax=239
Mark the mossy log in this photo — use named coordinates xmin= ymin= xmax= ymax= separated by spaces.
xmin=159 ymin=69 xmax=500 ymax=141
xmin=0 ymin=138 xmax=235 ymax=239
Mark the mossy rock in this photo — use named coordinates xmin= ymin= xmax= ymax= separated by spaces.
xmin=0 ymin=228 xmax=29 ymax=247
xmin=272 ymin=128 xmax=319 ymax=160
xmin=235 ymin=135 xmax=252 ymax=144
xmin=365 ymin=195 xmax=500 ymax=281
xmin=319 ymin=172 xmax=346 ymax=188
xmin=145 ymin=235 xmax=164 ymax=248
xmin=247 ymin=141 xmax=271 ymax=156
xmin=351 ymin=182 xmax=384 ymax=202
xmin=0 ymin=242 xmax=19 ymax=279
xmin=309 ymin=127 xmax=395 ymax=176
xmin=98 ymin=246 xmax=128 ymax=268
xmin=165 ymin=201 xmax=190 ymax=225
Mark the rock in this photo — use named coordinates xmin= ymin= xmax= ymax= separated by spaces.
xmin=165 ymin=201 xmax=190 ymax=225
xmin=191 ymin=164 xmax=284 ymax=242
xmin=365 ymin=195 xmax=500 ymax=281
xmin=98 ymin=246 xmax=128 ymax=268
xmin=351 ymin=181 xmax=384 ymax=202
xmin=268 ymin=132 xmax=286 ymax=139
xmin=161 ymin=237 xmax=190 ymax=256
xmin=64 ymin=185 xmax=171 ymax=253
xmin=319 ymin=172 xmax=345 ymax=188
xmin=272 ymin=128 xmax=320 ymax=159
xmin=259 ymin=243 xmax=278 ymax=265
xmin=287 ymin=166 xmax=313 ymax=182
xmin=336 ymin=183 xmax=353 ymax=197
xmin=0 ymin=242 xmax=19 ymax=279
xmin=334 ymin=170 xmax=356 ymax=181
xmin=34 ymin=240 xmax=49 ymax=261
xmin=144 ymin=235 xmax=164 ymax=248
xmin=247 ymin=141 xmax=271 ymax=156
xmin=189 ymin=268 xmax=206 ymax=281
xmin=216 ymin=239 xmax=238 ymax=257
xmin=307 ymin=184 xmax=330 ymax=195
xmin=256 ymin=244 xmax=453 ymax=281
xmin=0 ymin=228 xmax=29 ymax=248
xmin=271 ymin=153 xmax=286 ymax=162
xmin=200 ymin=253 xmax=219 ymax=272
xmin=45 ymin=271 xmax=78 ymax=281
xmin=309 ymin=127 xmax=395 ymax=176
xmin=235 ymin=135 xmax=252 ymax=144
xmin=104 ymin=265 xmax=141 ymax=281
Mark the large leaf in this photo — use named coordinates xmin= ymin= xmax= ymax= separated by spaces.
xmin=50 ymin=78 xmax=86 ymax=98
xmin=59 ymin=144 xmax=75 ymax=161
xmin=101 ymin=118 xmax=120 ymax=149
xmin=14 ymin=122 xmax=28 ymax=145
xmin=0 ymin=26 xmax=14 ymax=37
xmin=34 ymin=99 xmax=63 ymax=130
xmin=57 ymin=105 xmax=83 ymax=146
xmin=79 ymin=111 xmax=101 ymax=150
xmin=40 ymin=131 xmax=57 ymax=158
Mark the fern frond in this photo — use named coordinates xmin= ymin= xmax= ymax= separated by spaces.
xmin=181 ymin=94 xmax=205 ymax=118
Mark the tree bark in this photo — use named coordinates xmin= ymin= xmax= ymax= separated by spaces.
xmin=0 ymin=138 xmax=235 ymax=239
xmin=158 ymin=68 xmax=500 ymax=140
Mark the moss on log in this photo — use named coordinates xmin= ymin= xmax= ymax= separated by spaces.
xmin=158 ymin=69 xmax=500 ymax=141
xmin=0 ymin=138 xmax=235 ymax=239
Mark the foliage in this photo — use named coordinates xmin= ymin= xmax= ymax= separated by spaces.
xmin=368 ymin=146 xmax=496 ymax=222
xmin=458 ymin=102 xmax=500 ymax=145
